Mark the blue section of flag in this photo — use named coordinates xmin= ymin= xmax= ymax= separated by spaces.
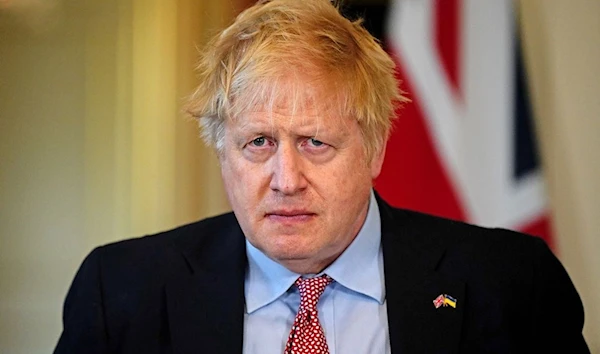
xmin=513 ymin=31 xmax=540 ymax=180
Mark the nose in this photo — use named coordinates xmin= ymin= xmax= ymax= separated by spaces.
xmin=269 ymin=143 xmax=308 ymax=195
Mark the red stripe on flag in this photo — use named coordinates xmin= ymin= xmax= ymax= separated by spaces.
xmin=519 ymin=214 xmax=554 ymax=249
xmin=435 ymin=0 xmax=461 ymax=96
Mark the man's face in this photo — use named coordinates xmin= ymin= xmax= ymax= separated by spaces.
xmin=219 ymin=101 xmax=386 ymax=274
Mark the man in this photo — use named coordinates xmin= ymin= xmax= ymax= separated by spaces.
xmin=55 ymin=0 xmax=589 ymax=353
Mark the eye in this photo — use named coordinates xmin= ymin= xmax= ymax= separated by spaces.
xmin=250 ymin=137 xmax=267 ymax=147
xmin=245 ymin=136 xmax=276 ymax=152
xmin=308 ymin=138 xmax=324 ymax=147
xmin=301 ymin=137 xmax=330 ymax=154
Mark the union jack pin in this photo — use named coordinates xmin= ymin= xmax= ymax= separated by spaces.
xmin=433 ymin=294 xmax=457 ymax=309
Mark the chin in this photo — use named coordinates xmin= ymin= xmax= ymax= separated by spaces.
xmin=264 ymin=242 xmax=319 ymax=264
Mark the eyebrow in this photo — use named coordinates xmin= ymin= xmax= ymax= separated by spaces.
xmin=233 ymin=120 xmax=341 ymax=138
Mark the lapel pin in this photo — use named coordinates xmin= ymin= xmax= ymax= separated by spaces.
xmin=433 ymin=294 xmax=457 ymax=309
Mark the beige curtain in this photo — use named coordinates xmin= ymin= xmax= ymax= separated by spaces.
xmin=83 ymin=0 xmax=233 ymax=244
xmin=520 ymin=0 xmax=600 ymax=350
xmin=0 ymin=0 xmax=234 ymax=351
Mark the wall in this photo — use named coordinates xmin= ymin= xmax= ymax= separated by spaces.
xmin=0 ymin=1 xmax=232 ymax=352
xmin=520 ymin=0 xmax=600 ymax=350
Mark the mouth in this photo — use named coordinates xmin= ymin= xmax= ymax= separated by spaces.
xmin=265 ymin=210 xmax=316 ymax=223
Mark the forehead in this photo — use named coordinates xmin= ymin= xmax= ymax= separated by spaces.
xmin=231 ymin=66 xmax=348 ymax=115
xmin=228 ymin=73 xmax=353 ymax=133
xmin=229 ymin=105 xmax=354 ymax=138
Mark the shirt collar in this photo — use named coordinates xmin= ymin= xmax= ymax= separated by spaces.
xmin=322 ymin=191 xmax=384 ymax=304
xmin=244 ymin=191 xmax=384 ymax=314
xmin=245 ymin=238 xmax=299 ymax=314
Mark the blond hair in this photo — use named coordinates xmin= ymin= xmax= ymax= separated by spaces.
xmin=185 ymin=0 xmax=405 ymax=161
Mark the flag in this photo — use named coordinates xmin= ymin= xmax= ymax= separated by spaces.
xmin=433 ymin=294 xmax=445 ymax=309
xmin=433 ymin=294 xmax=457 ymax=308
xmin=443 ymin=295 xmax=457 ymax=308
xmin=376 ymin=0 xmax=553 ymax=246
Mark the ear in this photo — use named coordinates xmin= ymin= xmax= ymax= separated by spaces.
xmin=370 ymin=139 xmax=388 ymax=179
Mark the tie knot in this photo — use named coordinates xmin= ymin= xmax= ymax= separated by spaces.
xmin=295 ymin=275 xmax=333 ymax=307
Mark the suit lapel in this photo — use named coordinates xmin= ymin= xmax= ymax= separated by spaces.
xmin=378 ymin=198 xmax=465 ymax=354
xmin=165 ymin=217 xmax=246 ymax=354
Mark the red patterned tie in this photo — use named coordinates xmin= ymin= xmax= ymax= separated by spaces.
xmin=284 ymin=275 xmax=333 ymax=354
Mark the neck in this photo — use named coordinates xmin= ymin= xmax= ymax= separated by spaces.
xmin=280 ymin=258 xmax=336 ymax=275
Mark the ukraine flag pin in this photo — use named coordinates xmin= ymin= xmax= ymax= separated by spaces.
xmin=443 ymin=295 xmax=457 ymax=308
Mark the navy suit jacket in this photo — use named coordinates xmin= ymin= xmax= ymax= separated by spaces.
xmin=55 ymin=197 xmax=589 ymax=353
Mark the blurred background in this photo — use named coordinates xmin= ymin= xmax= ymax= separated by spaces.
xmin=0 ymin=0 xmax=598 ymax=352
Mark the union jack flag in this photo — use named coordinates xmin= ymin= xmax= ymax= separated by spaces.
xmin=433 ymin=294 xmax=445 ymax=309
xmin=376 ymin=0 xmax=552 ymax=245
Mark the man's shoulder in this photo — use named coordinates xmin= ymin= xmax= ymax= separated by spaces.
xmin=382 ymin=203 xmax=549 ymax=269
xmin=386 ymin=202 xmax=540 ymax=237
xmin=382 ymin=204 xmax=560 ymax=301
xmin=58 ymin=212 xmax=244 ymax=346
xmin=85 ymin=211 xmax=241 ymax=277
xmin=71 ymin=212 xmax=242 ymax=308
xmin=98 ymin=211 xmax=238 ymax=255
